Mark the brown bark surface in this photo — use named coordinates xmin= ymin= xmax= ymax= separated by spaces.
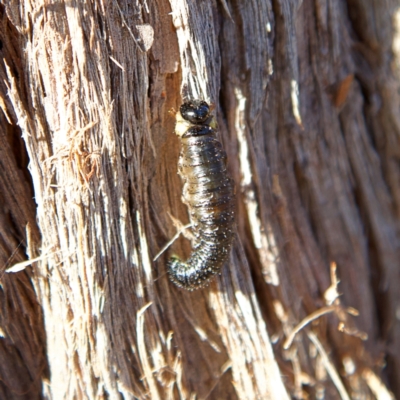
xmin=0 ymin=0 xmax=399 ymax=399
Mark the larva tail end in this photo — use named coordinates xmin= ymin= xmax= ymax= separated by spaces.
xmin=168 ymin=256 xmax=214 ymax=291
xmin=168 ymin=256 xmax=194 ymax=291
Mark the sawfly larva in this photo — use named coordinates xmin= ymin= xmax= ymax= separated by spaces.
xmin=168 ymin=100 xmax=235 ymax=290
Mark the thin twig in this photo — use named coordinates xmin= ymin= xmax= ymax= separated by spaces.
xmin=283 ymin=305 xmax=336 ymax=349
xmin=153 ymin=223 xmax=192 ymax=261
xmin=307 ymin=332 xmax=351 ymax=400
xmin=113 ymin=0 xmax=145 ymax=53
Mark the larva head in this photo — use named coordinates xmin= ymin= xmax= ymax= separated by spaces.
xmin=180 ymin=101 xmax=210 ymax=124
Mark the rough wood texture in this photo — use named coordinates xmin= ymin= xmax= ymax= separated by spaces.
xmin=0 ymin=6 xmax=47 ymax=399
xmin=1 ymin=0 xmax=399 ymax=399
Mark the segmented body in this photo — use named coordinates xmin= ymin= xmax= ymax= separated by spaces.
xmin=168 ymin=101 xmax=235 ymax=290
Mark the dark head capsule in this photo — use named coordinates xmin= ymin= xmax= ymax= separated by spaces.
xmin=180 ymin=100 xmax=210 ymax=124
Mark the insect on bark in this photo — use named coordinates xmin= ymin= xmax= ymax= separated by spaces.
xmin=168 ymin=100 xmax=235 ymax=290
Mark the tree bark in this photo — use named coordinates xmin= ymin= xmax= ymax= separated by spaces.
xmin=1 ymin=0 xmax=399 ymax=399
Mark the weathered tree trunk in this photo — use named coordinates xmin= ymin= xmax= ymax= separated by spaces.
xmin=1 ymin=0 xmax=399 ymax=399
